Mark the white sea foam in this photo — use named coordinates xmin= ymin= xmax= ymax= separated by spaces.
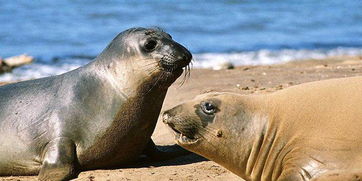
xmin=194 ymin=47 xmax=362 ymax=69
xmin=1 ymin=48 xmax=362 ymax=81
xmin=0 ymin=58 xmax=87 ymax=82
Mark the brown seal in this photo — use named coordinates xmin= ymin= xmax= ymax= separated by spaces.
xmin=163 ymin=76 xmax=362 ymax=181
xmin=0 ymin=27 xmax=192 ymax=180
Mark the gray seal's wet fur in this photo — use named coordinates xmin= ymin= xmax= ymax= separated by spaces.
xmin=0 ymin=27 xmax=192 ymax=180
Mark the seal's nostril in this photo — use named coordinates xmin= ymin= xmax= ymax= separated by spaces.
xmin=178 ymin=54 xmax=190 ymax=62
xmin=162 ymin=113 xmax=170 ymax=123
xmin=182 ymin=55 xmax=187 ymax=61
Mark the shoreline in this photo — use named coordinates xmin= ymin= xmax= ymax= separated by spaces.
xmin=1 ymin=56 xmax=362 ymax=180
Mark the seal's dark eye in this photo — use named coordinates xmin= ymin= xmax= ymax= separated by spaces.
xmin=201 ymin=102 xmax=216 ymax=115
xmin=144 ymin=39 xmax=157 ymax=51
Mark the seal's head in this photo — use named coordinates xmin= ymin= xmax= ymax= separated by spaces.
xmin=163 ymin=93 xmax=236 ymax=149
xmin=162 ymin=92 xmax=267 ymax=174
xmin=98 ymin=27 xmax=192 ymax=89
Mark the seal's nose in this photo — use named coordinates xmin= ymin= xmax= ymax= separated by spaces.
xmin=178 ymin=49 xmax=192 ymax=63
xmin=179 ymin=49 xmax=192 ymax=64
xmin=173 ymin=42 xmax=192 ymax=66
xmin=163 ymin=112 xmax=179 ymax=133
xmin=162 ymin=112 xmax=170 ymax=124
xmin=162 ymin=112 xmax=178 ymax=131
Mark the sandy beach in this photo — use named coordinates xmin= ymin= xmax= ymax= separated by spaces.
xmin=1 ymin=56 xmax=362 ymax=181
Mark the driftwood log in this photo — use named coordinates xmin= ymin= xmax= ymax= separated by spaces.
xmin=0 ymin=54 xmax=33 ymax=74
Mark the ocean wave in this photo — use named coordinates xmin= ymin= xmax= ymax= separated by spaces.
xmin=194 ymin=47 xmax=362 ymax=69
xmin=0 ymin=58 xmax=86 ymax=82
xmin=1 ymin=47 xmax=362 ymax=82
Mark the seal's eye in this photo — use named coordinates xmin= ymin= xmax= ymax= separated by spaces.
xmin=144 ymin=39 xmax=157 ymax=51
xmin=201 ymin=102 xmax=216 ymax=115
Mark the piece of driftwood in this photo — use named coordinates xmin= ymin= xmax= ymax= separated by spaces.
xmin=0 ymin=54 xmax=33 ymax=74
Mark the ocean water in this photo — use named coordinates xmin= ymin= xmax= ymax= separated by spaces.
xmin=1 ymin=0 xmax=362 ymax=81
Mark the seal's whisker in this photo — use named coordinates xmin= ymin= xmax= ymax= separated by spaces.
xmin=145 ymin=71 xmax=165 ymax=94
xmin=178 ymin=64 xmax=191 ymax=87
xmin=189 ymin=62 xmax=193 ymax=78
xmin=170 ymin=116 xmax=220 ymax=139
xmin=189 ymin=61 xmax=193 ymax=75
xmin=187 ymin=64 xmax=191 ymax=79
xmin=183 ymin=64 xmax=191 ymax=84
xmin=145 ymin=68 xmax=159 ymax=76
xmin=178 ymin=74 xmax=187 ymax=87
xmin=140 ymin=59 xmax=158 ymax=64
xmin=185 ymin=65 xmax=190 ymax=81
xmin=142 ymin=62 xmax=162 ymax=74
xmin=142 ymin=62 xmax=158 ymax=67
xmin=142 ymin=64 xmax=156 ymax=71
xmin=171 ymin=117 xmax=196 ymax=131
xmin=133 ymin=58 xmax=159 ymax=70
xmin=171 ymin=116 xmax=188 ymax=124
xmin=143 ymin=63 xmax=159 ymax=71
xmin=141 ymin=62 xmax=159 ymax=69
xmin=189 ymin=58 xmax=195 ymax=68
xmin=150 ymin=73 xmax=163 ymax=91
xmin=140 ymin=63 xmax=157 ymax=74
xmin=131 ymin=57 xmax=152 ymax=68
xmin=133 ymin=57 xmax=155 ymax=62
xmin=173 ymin=115 xmax=214 ymax=130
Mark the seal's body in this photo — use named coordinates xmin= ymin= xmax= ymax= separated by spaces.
xmin=0 ymin=27 xmax=192 ymax=180
xmin=163 ymin=76 xmax=362 ymax=181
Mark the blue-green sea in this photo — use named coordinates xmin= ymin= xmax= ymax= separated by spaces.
xmin=1 ymin=0 xmax=361 ymax=81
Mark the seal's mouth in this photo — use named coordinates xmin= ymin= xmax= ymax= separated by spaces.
xmin=163 ymin=114 xmax=199 ymax=145
xmin=174 ymin=130 xmax=199 ymax=145
xmin=170 ymin=126 xmax=199 ymax=145
xmin=161 ymin=61 xmax=184 ymax=74
xmin=160 ymin=55 xmax=191 ymax=75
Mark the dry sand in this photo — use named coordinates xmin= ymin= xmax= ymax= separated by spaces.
xmin=1 ymin=56 xmax=362 ymax=181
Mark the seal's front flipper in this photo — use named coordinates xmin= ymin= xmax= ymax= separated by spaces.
xmin=142 ymin=139 xmax=191 ymax=162
xmin=38 ymin=137 xmax=79 ymax=181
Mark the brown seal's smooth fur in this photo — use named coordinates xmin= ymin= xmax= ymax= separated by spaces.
xmin=163 ymin=76 xmax=362 ymax=181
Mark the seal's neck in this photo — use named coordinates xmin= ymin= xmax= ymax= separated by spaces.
xmin=227 ymin=113 xmax=272 ymax=181
xmin=189 ymin=98 xmax=271 ymax=181
xmin=203 ymin=96 xmax=287 ymax=181
xmin=243 ymin=118 xmax=277 ymax=181
xmin=242 ymin=107 xmax=287 ymax=181
xmin=84 ymin=56 xmax=166 ymax=98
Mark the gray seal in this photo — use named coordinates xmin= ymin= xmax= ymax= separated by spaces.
xmin=0 ymin=27 xmax=192 ymax=180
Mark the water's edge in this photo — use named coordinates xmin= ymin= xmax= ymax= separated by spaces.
xmin=1 ymin=47 xmax=361 ymax=82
